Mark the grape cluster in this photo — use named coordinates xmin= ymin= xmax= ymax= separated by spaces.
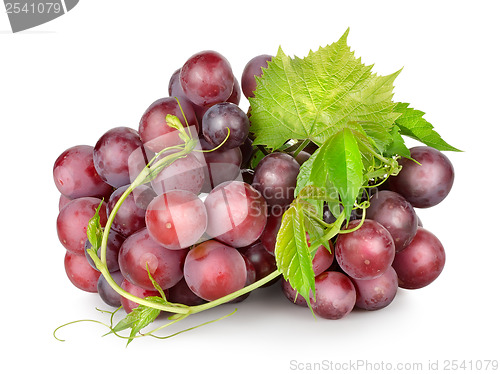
xmin=53 ymin=49 xmax=454 ymax=322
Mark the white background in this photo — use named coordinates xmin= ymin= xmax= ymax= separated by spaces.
xmin=1 ymin=1 xmax=499 ymax=373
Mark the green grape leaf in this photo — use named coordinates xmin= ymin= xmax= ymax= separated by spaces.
xmin=394 ymin=102 xmax=462 ymax=152
xmin=249 ymin=29 xmax=401 ymax=150
xmin=274 ymin=202 xmax=315 ymax=304
xmin=384 ymin=124 xmax=411 ymax=158
xmin=112 ymin=296 xmax=166 ymax=346
xmin=86 ymin=199 xmax=104 ymax=252
xmin=310 ymin=128 xmax=364 ymax=220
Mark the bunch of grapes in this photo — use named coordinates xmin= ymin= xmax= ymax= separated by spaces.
xmin=53 ymin=49 xmax=454 ymax=324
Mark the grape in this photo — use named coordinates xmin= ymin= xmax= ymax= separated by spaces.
xmin=57 ymin=197 xmax=107 ymax=255
xmin=180 ymin=50 xmax=234 ymax=107
xmin=64 ymin=251 xmax=101 ymax=293
xmin=204 ymin=181 xmax=267 ymax=248
xmin=351 ymin=266 xmax=398 ymax=311
xmin=226 ymin=77 xmax=241 ymax=105
xmin=310 ymin=271 xmax=356 ymax=320
xmin=168 ymin=68 xmax=184 ymax=98
xmin=366 ymin=190 xmax=418 ymax=252
xmin=230 ymin=254 xmax=257 ymax=303
xmin=59 ymin=194 xmax=72 ymax=211
xmin=53 ymin=145 xmax=113 ymax=199
xmin=202 ymin=102 xmax=250 ymax=150
xmin=241 ymin=54 xmax=273 ymax=98
xmin=281 ymin=278 xmax=308 ymax=307
xmin=138 ymin=96 xmax=199 ymax=153
xmin=239 ymin=137 xmax=254 ymax=168
xmin=294 ymin=151 xmax=311 ymax=165
xmin=118 ymin=228 xmax=188 ymax=291
xmin=311 ymin=238 xmax=335 ymax=276
xmin=84 ymin=229 xmax=125 ymax=272
xmin=106 ymin=184 xmax=156 ymax=237
xmin=239 ymin=241 xmax=277 ymax=286
xmin=198 ymin=138 xmax=242 ymax=191
xmin=252 ymin=152 xmax=300 ymax=212
xmin=389 ymin=146 xmax=454 ymax=208
xmin=93 ymin=126 xmax=148 ymax=188
xmin=97 ymin=271 xmax=124 ymax=307
xmin=120 ymin=278 xmax=164 ymax=314
xmin=145 ymin=190 xmax=207 ymax=250
xmin=167 ymin=278 xmax=206 ymax=306
xmin=260 ymin=213 xmax=282 ymax=255
xmin=335 ymin=219 xmax=395 ymax=280
xmin=392 ymin=227 xmax=446 ymax=289
xmin=150 ymin=152 xmax=205 ymax=195
xmin=183 ymin=240 xmax=247 ymax=301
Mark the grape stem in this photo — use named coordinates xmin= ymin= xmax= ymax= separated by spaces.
xmin=87 ymin=118 xmax=283 ymax=319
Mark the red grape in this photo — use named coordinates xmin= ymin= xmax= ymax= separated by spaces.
xmin=204 ymin=181 xmax=267 ymax=248
xmin=366 ymin=190 xmax=418 ymax=252
xmin=389 ymin=146 xmax=454 ymax=208
xmin=53 ymin=145 xmax=113 ymax=199
xmin=118 ymin=228 xmax=188 ymax=291
xmin=183 ymin=240 xmax=247 ymax=301
xmin=392 ymin=227 xmax=446 ymax=289
xmin=310 ymin=271 xmax=356 ymax=320
xmin=145 ymin=190 xmax=207 ymax=250
xmin=57 ymin=197 xmax=107 ymax=255
xmin=335 ymin=219 xmax=395 ymax=280
xmin=64 ymin=251 xmax=101 ymax=293
xmin=180 ymin=50 xmax=234 ymax=107
xmin=241 ymin=54 xmax=273 ymax=98
xmin=351 ymin=266 xmax=398 ymax=311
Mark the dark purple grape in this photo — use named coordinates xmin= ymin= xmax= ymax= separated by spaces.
xmin=167 ymin=278 xmax=206 ymax=306
xmin=138 ymin=97 xmax=199 ymax=153
xmin=180 ymin=50 xmax=234 ymax=107
xmin=106 ymin=184 xmax=156 ymax=237
xmin=392 ymin=227 xmax=446 ymax=289
xmin=335 ymin=219 xmax=395 ymax=280
xmin=53 ymin=145 xmax=113 ymax=199
xmin=239 ymin=241 xmax=277 ymax=286
xmin=252 ymin=152 xmax=300 ymax=212
xmin=202 ymin=102 xmax=250 ymax=150
xmin=97 ymin=271 xmax=124 ymax=307
xmin=310 ymin=271 xmax=356 ymax=320
xmin=183 ymin=240 xmax=247 ymax=301
xmin=145 ymin=190 xmax=207 ymax=250
xmin=239 ymin=137 xmax=254 ymax=168
xmin=57 ymin=197 xmax=107 ymax=255
xmin=204 ymin=181 xmax=268 ymax=248
xmin=241 ymin=54 xmax=273 ymax=98
xmin=366 ymin=190 xmax=418 ymax=252
xmin=351 ymin=266 xmax=398 ymax=311
xmin=93 ymin=127 xmax=148 ymax=188
xmin=389 ymin=146 xmax=454 ymax=208
xmin=84 ymin=229 xmax=125 ymax=272
xmin=64 ymin=251 xmax=101 ymax=293
xmin=260 ymin=213 xmax=282 ymax=255
xmin=118 ymin=228 xmax=188 ymax=291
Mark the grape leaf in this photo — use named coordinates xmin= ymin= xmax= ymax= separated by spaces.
xmin=384 ymin=124 xmax=411 ymax=158
xmin=394 ymin=102 xmax=462 ymax=152
xmin=315 ymin=128 xmax=364 ymax=220
xmin=249 ymin=29 xmax=401 ymax=150
xmin=112 ymin=296 xmax=165 ymax=346
xmin=275 ymin=202 xmax=315 ymax=304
